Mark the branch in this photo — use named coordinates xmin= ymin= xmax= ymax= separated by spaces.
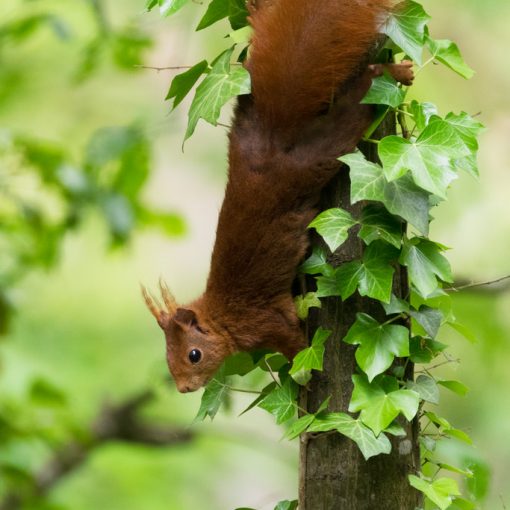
xmin=446 ymin=275 xmax=510 ymax=294
xmin=0 ymin=389 xmax=194 ymax=510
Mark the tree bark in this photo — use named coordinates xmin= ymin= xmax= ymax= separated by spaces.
xmin=299 ymin=114 xmax=422 ymax=509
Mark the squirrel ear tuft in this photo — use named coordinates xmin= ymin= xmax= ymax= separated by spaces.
xmin=141 ymin=284 xmax=171 ymax=330
xmin=173 ymin=308 xmax=197 ymax=327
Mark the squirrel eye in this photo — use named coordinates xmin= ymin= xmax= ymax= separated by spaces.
xmin=188 ymin=349 xmax=202 ymax=364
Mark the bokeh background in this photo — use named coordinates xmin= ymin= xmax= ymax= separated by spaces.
xmin=0 ymin=0 xmax=509 ymax=508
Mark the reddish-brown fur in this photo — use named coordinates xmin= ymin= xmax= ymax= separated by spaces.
xmin=145 ymin=0 xmax=413 ymax=393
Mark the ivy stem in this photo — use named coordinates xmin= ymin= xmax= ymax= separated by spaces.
xmin=361 ymin=138 xmax=380 ymax=145
xmin=381 ymin=313 xmax=406 ymax=326
xmin=264 ymin=358 xmax=282 ymax=388
xmin=415 ymin=56 xmax=436 ymax=77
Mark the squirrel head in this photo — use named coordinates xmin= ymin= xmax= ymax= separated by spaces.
xmin=142 ymin=282 xmax=234 ymax=393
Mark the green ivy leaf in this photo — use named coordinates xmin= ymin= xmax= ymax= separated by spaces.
xmin=408 ymin=100 xmax=438 ymax=131
xmin=290 ymin=328 xmax=331 ymax=385
xmin=274 ymin=501 xmax=298 ymax=510
xmin=194 ymin=369 xmax=229 ymax=422
xmin=382 ymin=294 xmax=410 ymax=315
xmin=400 ymin=238 xmax=453 ymax=297
xmin=239 ymin=381 xmax=277 ymax=416
xmin=309 ymin=208 xmax=357 ymax=252
xmin=426 ymin=36 xmax=475 ymax=79
xmin=358 ymin=241 xmax=398 ymax=303
xmin=185 ymin=47 xmax=251 ymax=140
xmin=317 ymin=242 xmax=397 ymax=303
xmin=294 ymin=292 xmax=322 ymax=320
xmin=449 ymin=498 xmax=476 ymax=510
xmin=437 ymin=379 xmax=470 ymax=396
xmin=341 ymin=151 xmax=430 ymax=235
xmin=316 ymin=261 xmax=363 ymax=299
xmin=308 ymin=412 xmax=392 ymax=460
xmin=299 ymin=245 xmax=332 ymax=276
xmin=228 ymin=0 xmax=249 ymax=30
xmin=362 ymin=73 xmax=406 ymax=107
xmin=196 ymin=0 xmax=229 ymax=30
xmin=165 ymin=60 xmax=209 ymax=110
xmin=29 ymin=378 xmax=67 ymax=407
xmin=382 ymin=0 xmax=431 ymax=64
xmin=359 ymin=204 xmax=403 ymax=249
xmin=159 ymin=0 xmax=190 ymax=16
xmin=410 ymin=336 xmax=447 ymax=363
xmin=379 ymin=119 xmax=471 ymax=197
xmin=259 ymin=378 xmax=298 ymax=424
xmin=408 ymin=475 xmax=460 ymax=510
xmin=406 ymin=374 xmax=439 ymax=404
xmin=344 ymin=313 xmax=409 ymax=382
xmin=409 ymin=305 xmax=443 ymax=338
xmin=349 ymin=374 xmax=420 ymax=435
xmin=284 ymin=414 xmax=317 ymax=440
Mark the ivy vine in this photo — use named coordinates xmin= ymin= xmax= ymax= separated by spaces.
xmin=147 ymin=0 xmax=485 ymax=508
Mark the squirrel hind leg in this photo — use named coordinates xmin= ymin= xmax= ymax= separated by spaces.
xmin=368 ymin=61 xmax=415 ymax=86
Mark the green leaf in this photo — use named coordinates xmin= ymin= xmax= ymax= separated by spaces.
xmin=400 ymin=238 xmax=453 ymax=298
xmin=447 ymin=320 xmax=477 ymax=343
xmin=362 ymin=73 xmax=407 ymax=107
xmin=309 ymin=208 xmax=357 ymax=252
xmin=159 ymin=0 xmax=189 ymax=16
xmin=349 ymin=375 xmax=420 ymax=435
xmin=409 ymin=305 xmax=443 ymax=338
xmin=319 ymin=261 xmax=363 ymax=300
xmin=290 ymin=328 xmax=331 ymax=385
xmin=299 ymin=245 xmax=331 ymax=276
xmin=185 ymin=47 xmax=251 ymax=140
xmin=294 ymin=292 xmax=322 ymax=320
xmin=449 ymin=497 xmax=476 ymax=510
xmin=425 ymin=411 xmax=452 ymax=430
xmin=410 ymin=336 xmax=447 ymax=363
xmin=223 ymin=352 xmax=256 ymax=376
xmin=408 ymin=100 xmax=438 ymax=131
xmin=437 ymin=379 xmax=469 ymax=396
xmin=379 ymin=118 xmax=471 ymax=198
xmin=274 ymin=501 xmax=298 ymax=510
xmin=344 ymin=313 xmax=409 ymax=381
xmin=445 ymin=428 xmax=473 ymax=444
xmin=341 ymin=151 xmax=430 ymax=235
xmin=359 ymin=241 xmax=398 ymax=303
xmin=165 ymin=60 xmax=209 ymax=110
xmin=239 ymin=382 xmax=277 ymax=416
xmin=308 ymin=412 xmax=392 ymax=460
xmin=316 ymin=242 xmax=397 ymax=303
xmin=341 ymin=152 xmax=386 ymax=203
xmin=426 ymin=36 xmax=475 ymax=79
xmin=382 ymin=294 xmax=410 ymax=315
xmin=228 ymin=0 xmax=250 ymax=30
xmin=408 ymin=475 xmax=460 ymax=510
xmin=196 ymin=0 xmax=229 ymax=30
xmin=259 ymin=378 xmax=298 ymax=424
xmin=382 ymin=0 xmax=431 ymax=64
xmin=406 ymin=374 xmax=439 ymax=404
xmin=359 ymin=204 xmax=403 ymax=249
xmin=284 ymin=414 xmax=316 ymax=440
xmin=194 ymin=370 xmax=229 ymax=422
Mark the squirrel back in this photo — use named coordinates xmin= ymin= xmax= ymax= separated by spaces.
xmin=248 ymin=0 xmax=392 ymax=136
xmin=144 ymin=0 xmax=404 ymax=393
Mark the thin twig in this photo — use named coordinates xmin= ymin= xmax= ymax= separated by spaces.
xmin=135 ymin=64 xmax=196 ymax=72
xmin=446 ymin=275 xmax=510 ymax=292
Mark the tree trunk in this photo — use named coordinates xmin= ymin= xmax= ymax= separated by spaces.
xmin=298 ymin=114 xmax=422 ymax=509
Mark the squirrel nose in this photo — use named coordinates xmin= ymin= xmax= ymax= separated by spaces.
xmin=177 ymin=383 xmax=192 ymax=393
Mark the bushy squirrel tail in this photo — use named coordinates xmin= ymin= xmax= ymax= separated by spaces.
xmin=247 ymin=0 xmax=392 ymax=134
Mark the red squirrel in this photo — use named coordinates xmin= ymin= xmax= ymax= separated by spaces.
xmin=143 ymin=0 xmax=414 ymax=393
